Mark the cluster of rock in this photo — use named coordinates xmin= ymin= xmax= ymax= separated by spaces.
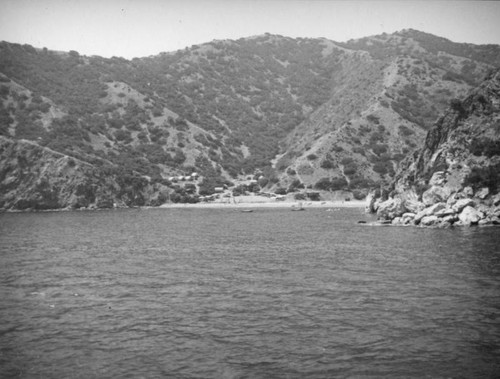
xmin=365 ymin=69 xmax=500 ymax=228
xmin=368 ymin=172 xmax=500 ymax=227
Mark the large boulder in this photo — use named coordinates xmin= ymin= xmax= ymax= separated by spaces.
xmin=458 ymin=206 xmax=483 ymax=226
xmin=492 ymin=194 xmax=500 ymax=206
xmin=391 ymin=217 xmax=403 ymax=225
xmin=365 ymin=192 xmax=377 ymax=213
xmin=397 ymin=213 xmax=416 ymax=225
xmin=451 ymin=198 xmax=476 ymax=213
xmin=414 ymin=202 xmax=447 ymax=223
xmin=462 ymin=186 xmax=474 ymax=198
xmin=475 ymin=187 xmax=490 ymax=200
xmin=404 ymin=199 xmax=425 ymax=213
xmin=442 ymin=214 xmax=459 ymax=224
xmin=446 ymin=193 xmax=460 ymax=208
xmin=491 ymin=206 xmax=500 ymax=218
xmin=420 ymin=215 xmax=439 ymax=226
xmin=478 ymin=219 xmax=493 ymax=226
xmin=435 ymin=208 xmax=456 ymax=218
xmin=422 ymin=185 xmax=453 ymax=206
xmin=376 ymin=198 xmax=407 ymax=220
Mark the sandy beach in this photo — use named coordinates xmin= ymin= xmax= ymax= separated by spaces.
xmin=159 ymin=195 xmax=366 ymax=209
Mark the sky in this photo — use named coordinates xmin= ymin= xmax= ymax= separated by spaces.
xmin=1 ymin=0 xmax=500 ymax=59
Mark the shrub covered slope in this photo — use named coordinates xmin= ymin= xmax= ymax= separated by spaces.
xmin=1 ymin=30 xmax=499 ymax=209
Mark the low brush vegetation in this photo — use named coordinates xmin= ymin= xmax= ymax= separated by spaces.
xmin=1 ymin=31 xmax=499 ymax=208
xmin=464 ymin=164 xmax=500 ymax=192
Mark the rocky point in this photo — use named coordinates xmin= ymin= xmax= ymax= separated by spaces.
xmin=368 ymin=68 xmax=500 ymax=227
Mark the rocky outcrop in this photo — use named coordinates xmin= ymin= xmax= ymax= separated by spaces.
xmin=457 ymin=206 xmax=483 ymax=226
xmin=374 ymin=185 xmax=500 ymax=227
xmin=370 ymin=69 xmax=500 ymax=227
xmin=376 ymin=198 xmax=406 ymax=220
xmin=0 ymin=136 xmax=166 ymax=211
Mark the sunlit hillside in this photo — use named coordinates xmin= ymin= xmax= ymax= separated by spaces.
xmin=1 ymin=30 xmax=499 ymax=209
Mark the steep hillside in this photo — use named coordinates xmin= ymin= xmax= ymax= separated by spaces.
xmin=0 ymin=30 xmax=499 ymax=210
xmin=277 ymin=30 xmax=499 ymax=197
xmin=0 ymin=136 xmax=171 ymax=210
xmin=0 ymin=36 xmax=346 ymax=173
xmin=0 ymin=51 xmax=230 ymax=183
xmin=110 ymin=34 xmax=345 ymax=173
xmin=370 ymin=68 xmax=500 ymax=227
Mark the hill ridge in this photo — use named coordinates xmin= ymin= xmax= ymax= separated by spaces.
xmin=1 ymin=30 xmax=499 ymax=210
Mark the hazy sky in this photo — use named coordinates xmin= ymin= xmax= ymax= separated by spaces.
xmin=1 ymin=0 xmax=499 ymax=59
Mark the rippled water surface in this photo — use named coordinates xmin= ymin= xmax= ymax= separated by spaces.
xmin=1 ymin=207 xmax=500 ymax=378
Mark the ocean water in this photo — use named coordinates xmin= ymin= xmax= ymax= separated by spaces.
xmin=0 ymin=207 xmax=499 ymax=378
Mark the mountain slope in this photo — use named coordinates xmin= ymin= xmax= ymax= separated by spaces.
xmin=0 ymin=30 xmax=499 ymax=210
xmin=276 ymin=30 xmax=499 ymax=197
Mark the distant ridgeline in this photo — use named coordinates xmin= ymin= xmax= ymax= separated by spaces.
xmin=0 ymin=29 xmax=500 ymax=210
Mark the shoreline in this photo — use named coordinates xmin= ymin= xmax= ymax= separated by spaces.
xmin=0 ymin=197 xmax=367 ymax=213
xmin=158 ymin=198 xmax=366 ymax=209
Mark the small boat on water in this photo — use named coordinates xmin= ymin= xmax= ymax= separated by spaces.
xmin=240 ymin=209 xmax=254 ymax=213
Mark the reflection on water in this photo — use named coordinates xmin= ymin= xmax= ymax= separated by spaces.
xmin=1 ymin=208 xmax=499 ymax=378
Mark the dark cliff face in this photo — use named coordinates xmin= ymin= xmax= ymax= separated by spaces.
xmin=393 ymin=68 xmax=500 ymax=197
